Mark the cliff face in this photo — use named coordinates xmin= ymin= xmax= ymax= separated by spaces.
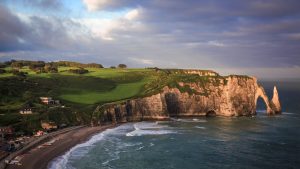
xmin=95 ymin=76 xmax=281 ymax=124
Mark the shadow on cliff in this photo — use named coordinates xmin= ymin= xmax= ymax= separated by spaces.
xmin=165 ymin=93 xmax=180 ymax=117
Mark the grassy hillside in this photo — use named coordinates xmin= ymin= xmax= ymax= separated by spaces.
xmin=0 ymin=62 xmax=232 ymax=134
xmin=0 ymin=65 xmax=157 ymax=133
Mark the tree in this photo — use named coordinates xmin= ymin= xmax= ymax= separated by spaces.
xmin=11 ymin=61 xmax=23 ymax=69
xmin=44 ymin=63 xmax=58 ymax=73
xmin=29 ymin=61 xmax=45 ymax=73
xmin=68 ymin=68 xmax=89 ymax=74
xmin=118 ymin=64 xmax=127 ymax=69
xmin=110 ymin=66 xmax=116 ymax=69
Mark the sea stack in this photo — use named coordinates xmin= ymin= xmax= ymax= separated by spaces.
xmin=271 ymin=86 xmax=282 ymax=114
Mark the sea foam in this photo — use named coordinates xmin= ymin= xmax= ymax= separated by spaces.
xmin=48 ymin=127 xmax=120 ymax=169
xmin=126 ymin=122 xmax=176 ymax=137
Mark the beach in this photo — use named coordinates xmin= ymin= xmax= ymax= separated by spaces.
xmin=6 ymin=125 xmax=116 ymax=169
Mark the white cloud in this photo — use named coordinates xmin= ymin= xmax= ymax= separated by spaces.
xmin=207 ymin=40 xmax=225 ymax=47
xmin=75 ymin=8 xmax=142 ymax=40
xmin=125 ymin=9 xmax=139 ymax=20
xmin=129 ymin=57 xmax=154 ymax=65
xmin=82 ymin=0 xmax=110 ymax=11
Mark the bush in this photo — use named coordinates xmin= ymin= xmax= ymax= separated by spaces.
xmin=44 ymin=63 xmax=58 ymax=73
xmin=68 ymin=68 xmax=89 ymax=74
xmin=11 ymin=61 xmax=23 ymax=69
xmin=29 ymin=61 xmax=45 ymax=70
xmin=11 ymin=69 xmax=28 ymax=77
xmin=57 ymin=61 xmax=103 ymax=68
xmin=110 ymin=66 xmax=116 ymax=69
xmin=118 ymin=64 xmax=127 ymax=69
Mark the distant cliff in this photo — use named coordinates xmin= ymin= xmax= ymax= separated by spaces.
xmin=92 ymin=73 xmax=281 ymax=125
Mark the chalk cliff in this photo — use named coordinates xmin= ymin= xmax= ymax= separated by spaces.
xmin=93 ymin=74 xmax=281 ymax=124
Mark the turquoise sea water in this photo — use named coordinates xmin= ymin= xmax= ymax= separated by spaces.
xmin=49 ymin=81 xmax=300 ymax=169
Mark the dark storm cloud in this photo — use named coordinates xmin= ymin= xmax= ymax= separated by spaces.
xmin=1 ymin=0 xmax=63 ymax=10
xmin=24 ymin=0 xmax=62 ymax=9
xmin=0 ymin=3 xmax=87 ymax=52
xmin=131 ymin=0 xmax=300 ymax=67
xmin=0 ymin=4 xmax=31 ymax=51
xmin=1 ymin=0 xmax=300 ymax=77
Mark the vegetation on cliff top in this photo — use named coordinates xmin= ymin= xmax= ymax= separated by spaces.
xmin=0 ymin=60 xmax=249 ymax=133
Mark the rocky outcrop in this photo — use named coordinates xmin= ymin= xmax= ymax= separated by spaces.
xmin=94 ymin=75 xmax=281 ymax=124
xmin=270 ymin=86 xmax=281 ymax=113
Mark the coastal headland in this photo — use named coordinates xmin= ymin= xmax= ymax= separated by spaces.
xmin=0 ymin=60 xmax=282 ymax=169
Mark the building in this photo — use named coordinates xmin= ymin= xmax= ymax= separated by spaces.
xmin=40 ymin=97 xmax=60 ymax=105
xmin=41 ymin=121 xmax=57 ymax=130
xmin=19 ymin=108 xmax=33 ymax=115
xmin=40 ymin=97 xmax=53 ymax=104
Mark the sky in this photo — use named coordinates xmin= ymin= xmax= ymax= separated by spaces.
xmin=0 ymin=0 xmax=300 ymax=79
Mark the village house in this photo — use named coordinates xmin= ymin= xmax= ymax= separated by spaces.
xmin=40 ymin=97 xmax=60 ymax=105
xmin=41 ymin=121 xmax=57 ymax=130
xmin=19 ymin=108 xmax=33 ymax=115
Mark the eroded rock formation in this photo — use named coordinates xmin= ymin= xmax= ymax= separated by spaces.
xmin=94 ymin=75 xmax=281 ymax=124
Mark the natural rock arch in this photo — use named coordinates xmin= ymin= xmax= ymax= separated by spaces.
xmin=255 ymin=86 xmax=273 ymax=114
xmin=255 ymin=86 xmax=281 ymax=115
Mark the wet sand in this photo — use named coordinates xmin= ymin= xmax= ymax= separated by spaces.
xmin=6 ymin=125 xmax=116 ymax=169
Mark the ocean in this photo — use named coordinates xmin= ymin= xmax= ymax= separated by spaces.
xmin=48 ymin=80 xmax=300 ymax=169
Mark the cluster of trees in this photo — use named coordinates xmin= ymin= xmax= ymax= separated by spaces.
xmin=0 ymin=60 xmax=128 ymax=74
xmin=109 ymin=64 xmax=127 ymax=69
xmin=117 ymin=64 xmax=127 ymax=69
xmin=28 ymin=61 xmax=58 ymax=73
xmin=0 ymin=60 xmax=58 ymax=73
xmin=57 ymin=61 xmax=103 ymax=68
xmin=68 ymin=68 xmax=89 ymax=74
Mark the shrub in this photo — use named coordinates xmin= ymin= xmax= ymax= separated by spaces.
xmin=44 ymin=63 xmax=58 ymax=73
xmin=11 ymin=61 xmax=23 ymax=69
xmin=118 ymin=64 xmax=127 ymax=69
xmin=68 ymin=68 xmax=89 ymax=74
xmin=11 ymin=69 xmax=28 ymax=77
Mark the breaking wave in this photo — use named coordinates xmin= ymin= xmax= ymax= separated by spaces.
xmin=172 ymin=118 xmax=207 ymax=123
xmin=126 ymin=122 xmax=176 ymax=137
xmin=48 ymin=126 xmax=121 ymax=169
xmin=195 ymin=126 xmax=206 ymax=129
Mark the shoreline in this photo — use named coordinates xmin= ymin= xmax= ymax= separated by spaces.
xmin=5 ymin=124 xmax=117 ymax=169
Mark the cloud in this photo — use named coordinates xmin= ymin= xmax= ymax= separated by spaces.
xmin=1 ymin=0 xmax=300 ymax=78
xmin=125 ymin=9 xmax=139 ymax=20
xmin=76 ymin=8 xmax=143 ymax=40
xmin=83 ymin=0 xmax=110 ymax=11
xmin=207 ymin=41 xmax=225 ymax=47
xmin=23 ymin=0 xmax=62 ymax=10
xmin=0 ymin=4 xmax=30 ymax=51
xmin=129 ymin=57 xmax=154 ymax=65
xmin=82 ymin=0 xmax=140 ymax=11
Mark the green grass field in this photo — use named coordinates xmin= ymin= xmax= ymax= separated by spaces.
xmin=60 ymin=79 xmax=148 ymax=104
xmin=0 ymin=67 xmax=155 ymax=106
